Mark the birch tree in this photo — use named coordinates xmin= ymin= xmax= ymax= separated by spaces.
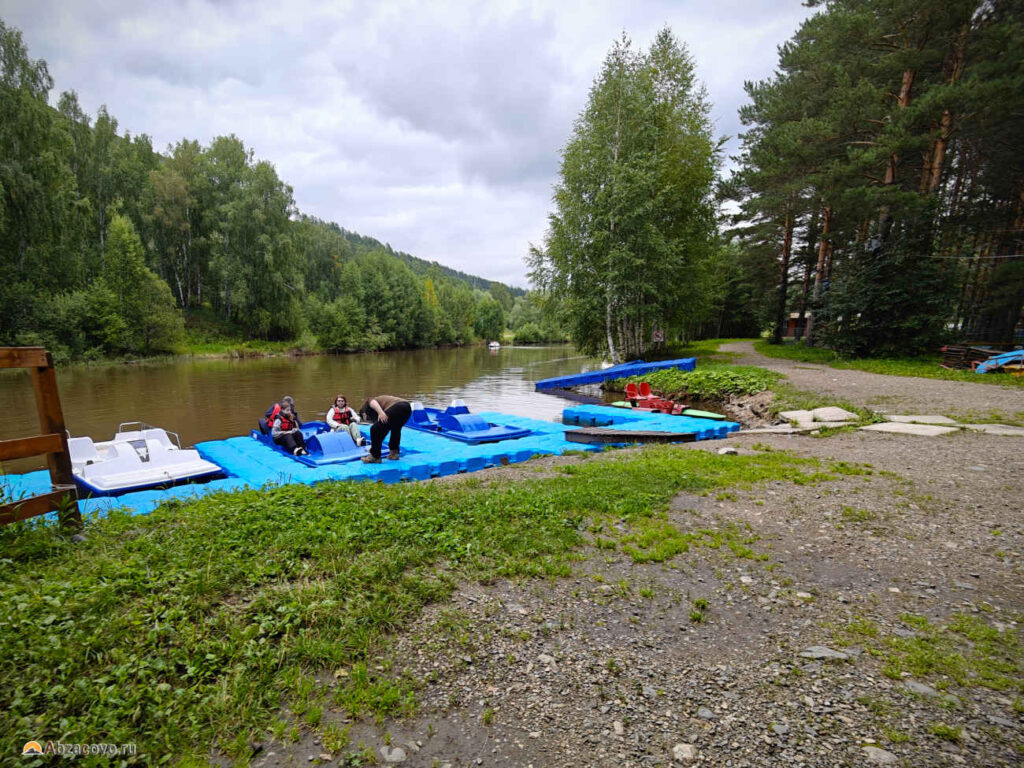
xmin=529 ymin=29 xmax=719 ymax=361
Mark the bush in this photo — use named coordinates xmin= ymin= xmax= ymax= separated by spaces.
xmin=514 ymin=322 xmax=544 ymax=343
xmin=610 ymin=364 xmax=780 ymax=400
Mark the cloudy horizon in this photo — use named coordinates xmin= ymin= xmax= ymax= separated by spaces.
xmin=2 ymin=0 xmax=813 ymax=287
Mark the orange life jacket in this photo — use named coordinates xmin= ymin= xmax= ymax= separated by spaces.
xmin=329 ymin=406 xmax=354 ymax=425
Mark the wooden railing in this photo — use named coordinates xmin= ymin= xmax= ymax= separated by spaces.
xmin=0 ymin=347 xmax=81 ymax=529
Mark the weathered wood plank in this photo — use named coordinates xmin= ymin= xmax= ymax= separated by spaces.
xmin=0 ymin=433 xmax=64 ymax=462
xmin=0 ymin=346 xmax=50 ymax=369
xmin=565 ymin=428 xmax=698 ymax=445
xmin=0 ymin=488 xmax=78 ymax=526
xmin=29 ymin=360 xmax=81 ymax=529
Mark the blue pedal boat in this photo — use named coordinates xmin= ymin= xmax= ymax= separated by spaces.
xmin=406 ymin=400 xmax=533 ymax=444
xmin=250 ymin=421 xmax=383 ymax=466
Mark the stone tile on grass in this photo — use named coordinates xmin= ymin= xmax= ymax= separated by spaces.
xmin=885 ymin=414 xmax=958 ymax=425
xmin=779 ymin=409 xmax=815 ymax=426
xmin=860 ymin=422 xmax=960 ymax=436
xmin=810 ymin=406 xmax=859 ymax=423
xmin=958 ymin=423 xmax=1024 ymax=437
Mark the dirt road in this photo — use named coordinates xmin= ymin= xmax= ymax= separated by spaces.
xmin=720 ymin=340 xmax=1023 ymax=422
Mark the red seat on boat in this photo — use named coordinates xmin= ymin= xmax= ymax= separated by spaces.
xmin=639 ymin=382 xmax=653 ymax=398
xmin=625 ymin=383 xmax=640 ymax=401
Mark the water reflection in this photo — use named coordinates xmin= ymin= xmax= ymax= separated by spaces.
xmin=0 ymin=345 xmax=604 ymax=470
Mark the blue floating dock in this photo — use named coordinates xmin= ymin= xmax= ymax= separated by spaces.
xmin=1 ymin=407 xmax=737 ymax=522
xmin=562 ymin=405 xmax=739 ymax=440
xmin=534 ymin=357 xmax=697 ymax=390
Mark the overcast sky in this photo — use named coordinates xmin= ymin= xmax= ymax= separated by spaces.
xmin=2 ymin=0 xmax=812 ymax=287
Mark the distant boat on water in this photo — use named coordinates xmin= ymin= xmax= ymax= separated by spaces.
xmin=488 ymin=341 xmax=501 ymax=349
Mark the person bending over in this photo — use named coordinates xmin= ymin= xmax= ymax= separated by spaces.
xmin=358 ymin=395 xmax=411 ymax=463
xmin=327 ymin=394 xmax=364 ymax=446
xmin=272 ymin=404 xmax=308 ymax=456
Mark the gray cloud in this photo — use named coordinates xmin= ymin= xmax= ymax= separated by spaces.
xmin=0 ymin=0 xmax=811 ymax=286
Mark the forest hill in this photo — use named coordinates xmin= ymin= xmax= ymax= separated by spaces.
xmin=0 ymin=19 xmax=566 ymax=363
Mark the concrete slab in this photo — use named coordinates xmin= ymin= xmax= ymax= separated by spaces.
xmin=812 ymin=406 xmax=859 ymax=423
xmin=736 ymin=425 xmax=819 ymax=435
xmin=780 ymin=409 xmax=815 ymax=426
xmin=886 ymin=414 xmax=958 ymax=425
xmin=861 ymin=423 xmax=960 ymax=437
xmin=958 ymin=424 xmax=1024 ymax=437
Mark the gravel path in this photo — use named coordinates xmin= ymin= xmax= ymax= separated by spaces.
xmin=719 ymin=341 xmax=1024 ymax=422
xmin=243 ymin=360 xmax=1024 ymax=768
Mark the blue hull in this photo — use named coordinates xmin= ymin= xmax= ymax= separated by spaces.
xmin=534 ymin=357 xmax=697 ymax=390
xmin=406 ymin=405 xmax=533 ymax=444
xmin=250 ymin=421 xmax=383 ymax=465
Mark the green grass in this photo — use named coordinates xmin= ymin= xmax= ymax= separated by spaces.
xmin=754 ymin=339 xmax=1024 ymax=389
xmin=832 ymin=612 xmax=1024 ymax=693
xmin=927 ymin=723 xmax=962 ymax=742
xmin=663 ymin=338 xmax=750 ymax=362
xmin=0 ymin=446 xmax=856 ymax=763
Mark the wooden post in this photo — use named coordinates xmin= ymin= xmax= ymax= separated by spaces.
xmin=0 ymin=347 xmax=81 ymax=530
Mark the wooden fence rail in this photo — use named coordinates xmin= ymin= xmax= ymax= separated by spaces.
xmin=0 ymin=347 xmax=80 ymax=529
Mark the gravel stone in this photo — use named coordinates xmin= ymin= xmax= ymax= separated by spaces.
xmin=799 ymin=646 xmax=849 ymax=660
xmin=862 ymin=745 xmax=899 ymax=764
xmin=672 ymin=743 xmax=698 ymax=762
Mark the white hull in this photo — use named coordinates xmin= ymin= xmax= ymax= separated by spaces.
xmin=68 ymin=426 xmax=221 ymax=494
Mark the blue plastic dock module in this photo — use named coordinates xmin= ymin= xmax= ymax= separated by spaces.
xmin=562 ymin=405 xmax=740 ymax=441
xmin=535 ymin=357 xmax=697 ymax=390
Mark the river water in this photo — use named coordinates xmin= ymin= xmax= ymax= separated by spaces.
xmin=1 ymin=345 xmax=606 ymax=471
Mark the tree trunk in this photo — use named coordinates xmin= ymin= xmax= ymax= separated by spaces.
xmin=605 ymin=289 xmax=620 ymax=364
xmin=796 ymin=210 xmax=818 ymax=341
xmin=772 ymin=211 xmax=794 ymax=344
xmin=806 ymin=206 xmax=831 ymax=342
xmin=878 ymin=68 xmax=916 ymax=243
xmin=920 ymin=24 xmax=969 ymax=195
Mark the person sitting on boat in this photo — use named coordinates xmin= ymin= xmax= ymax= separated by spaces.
xmin=358 ymin=395 xmax=411 ymax=463
xmin=272 ymin=403 xmax=308 ymax=456
xmin=263 ymin=395 xmax=300 ymax=433
xmin=327 ymin=394 xmax=364 ymax=446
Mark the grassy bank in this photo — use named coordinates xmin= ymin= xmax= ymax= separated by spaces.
xmin=754 ymin=340 xmax=1024 ymax=389
xmin=1 ymin=446 xmax=848 ymax=765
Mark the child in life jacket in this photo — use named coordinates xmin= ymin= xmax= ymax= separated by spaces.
xmin=264 ymin=395 xmax=300 ymax=433
xmin=272 ymin=403 xmax=308 ymax=456
xmin=326 ymin=394 xmax=364 ymax=446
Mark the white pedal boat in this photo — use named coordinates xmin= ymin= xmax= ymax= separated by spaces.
xmin=68 ymin=423 xmax=223 ymax=495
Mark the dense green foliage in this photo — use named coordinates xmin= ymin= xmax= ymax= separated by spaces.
xmin=1 ymin=446 xmax=832 ymax=763
xmin=529 ymin=29 xmax=725 ymax=361
xmin=729 ymin=0 xmax=1024 ymax=354
xmin=611 ymin=364 xmax=781 ymax=400
xmin=0 ymin=20 xmax=533 ymax=361
xmin=508 ymin=292 xmax=570 ymax=343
